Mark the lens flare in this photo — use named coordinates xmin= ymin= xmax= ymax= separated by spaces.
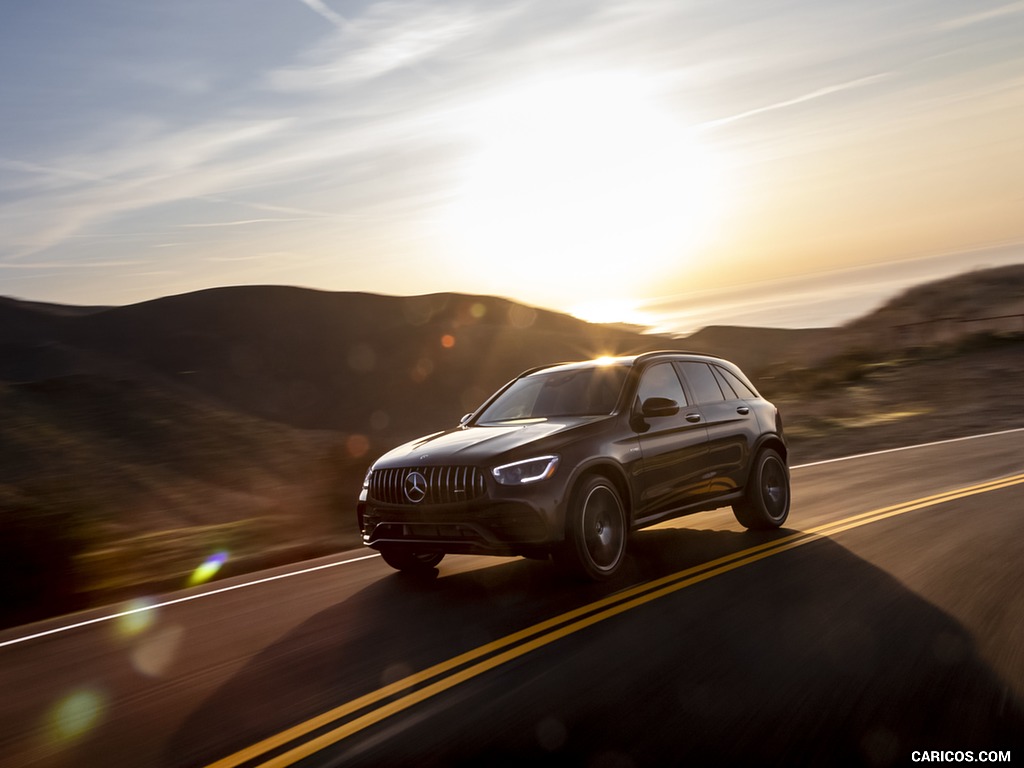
xmin=50 ymin=689 xmax=106 ymax=741
xmin=132 ymin=625 xmax=185 ymax=677
xmin=115 ymin=597 xmax=157 ymax=637
xmin=188 ymin=551 xmax=228 ymax=587
xmin=346 ymin=433 xmax=369 ymax=458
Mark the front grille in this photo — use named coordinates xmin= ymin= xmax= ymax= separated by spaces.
xmin=368 ymin=466 xmax=487 ymax=505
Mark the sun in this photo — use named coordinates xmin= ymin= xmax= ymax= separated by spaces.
xmin=439 ymin=72 xmax=727 ymax=308
xmin=568 ymin=297 xmax=659 ymax=328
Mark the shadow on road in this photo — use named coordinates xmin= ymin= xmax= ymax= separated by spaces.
xmin=167 ymin=528 xmax=1024 ymax=767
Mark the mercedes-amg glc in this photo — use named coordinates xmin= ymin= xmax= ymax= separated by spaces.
xmin=357 ymin=351 xmax=790 ymax=580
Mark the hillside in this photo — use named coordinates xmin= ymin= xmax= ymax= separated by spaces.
xmin=786 ymin=263 xmax=1024 ymax=368
xmin=759 ymin=264 xmax=1024 ymax=460
xmin=848 ymin=263 xmax=1024 ymax=339
xmin=1 ymin=265 xmax=1022 ymax=627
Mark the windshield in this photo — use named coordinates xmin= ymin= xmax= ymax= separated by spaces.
xmin=477 ymin=365 xmax=629 ymax=423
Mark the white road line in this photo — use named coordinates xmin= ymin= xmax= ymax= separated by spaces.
xmin=791 ymin=427 xmax=1024 ymax=469
xmin=0 ymin=553 xmax=380 ymax=650
xmin=5 ymin=426 xmax=1023 ymax=650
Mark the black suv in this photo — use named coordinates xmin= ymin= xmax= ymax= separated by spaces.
xmin=357 ymin=352 xmax=789 ymax=580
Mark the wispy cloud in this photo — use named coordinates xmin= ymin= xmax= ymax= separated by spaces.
xmin=0 ymin=118 xmax=296 ymax=262
xmin=268 ymin=2 xmax=509 ymax=90
xmin=0 ymin=157 xmax=105 ymax=186
xmin=0 ymin=259 xmax=149 ymax=270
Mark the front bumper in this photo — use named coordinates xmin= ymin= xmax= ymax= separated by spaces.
xmin=357 ymin=492 xmax=563 ymax=557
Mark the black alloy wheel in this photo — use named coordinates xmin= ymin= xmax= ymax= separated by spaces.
xmin=732 ymin=448 xmax=790 ymax=530
xmin=556 ymin=475 xmax=627 ymax=580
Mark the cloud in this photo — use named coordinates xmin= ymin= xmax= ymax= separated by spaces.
xmin=0 ymin=118 xmax=298 ymax=262
xmin=0 ymin=259 xmax=148 ymax=270
xmin=269 ymin=2 xmax=500 ymax=90
xmin=0 ymin=157 xmax=104 ymax=189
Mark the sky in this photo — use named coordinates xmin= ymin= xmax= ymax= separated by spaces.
xmin=2 ymin=0 xmax=1023 ymax=333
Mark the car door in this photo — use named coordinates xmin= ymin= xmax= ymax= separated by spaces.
xmin=675 ymin=361 xmax=756 ymax=496
xmin=631 ymin=362 xmax=710 ymax=523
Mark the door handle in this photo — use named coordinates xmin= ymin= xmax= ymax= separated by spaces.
xmin=685 ymin=413 xmax=702 ymax=423
xmin=737 ymin=406 xmax=750 ymax=415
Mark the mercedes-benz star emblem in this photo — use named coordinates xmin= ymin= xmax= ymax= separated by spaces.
xmin=404 ymin=471 xmax=428 ymax=504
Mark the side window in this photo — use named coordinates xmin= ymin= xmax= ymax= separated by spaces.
xmin=636 ymin=363 xmax=688 ymax=409
xmin=715 ymin=365 xmax=758 ymax=399
xmin=710 ymin=366 xmax=738 ymax=399
xmin=678 ymin=362 xmax=725 ymax=404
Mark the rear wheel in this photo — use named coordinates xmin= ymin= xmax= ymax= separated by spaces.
xmin=378 ymin=547 xmax=444 ymax=573
xmin=554 ymin=475 xmax=627 ymax=580
xmin=733 ymin=448 xmax=790 ymax=529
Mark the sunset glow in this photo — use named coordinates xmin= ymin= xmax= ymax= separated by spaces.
xmin=568 ymin=297 xmax=659 ymax=328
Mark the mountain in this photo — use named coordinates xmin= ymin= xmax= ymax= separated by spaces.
xmin=2 ymin=288 xmax=669 ymax=435
xmin=0 ymin=287 xmax=828 ymax=438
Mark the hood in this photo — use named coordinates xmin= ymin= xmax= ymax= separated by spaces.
xmin=374 ymin=418 xmax=598 ymax=467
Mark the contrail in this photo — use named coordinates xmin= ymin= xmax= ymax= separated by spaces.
xmin=179 ymin=218 xmax=313 ymax=228
xmin=293 ymin=0 xmax=441 ymax=84
xmin=698 ymin=73 xmax=891 ymax=130
xmin=939 ymin=1 xmax=1024 ymax=30
xmin=297 ymin=0 xmax=354 ymax=32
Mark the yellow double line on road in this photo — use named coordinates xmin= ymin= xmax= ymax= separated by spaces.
xmin=209 ymin=472 xmax=1024 ymax=768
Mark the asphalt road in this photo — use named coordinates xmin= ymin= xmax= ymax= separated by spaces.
xmin=2 ymin=430 xmax=1023 ymax=767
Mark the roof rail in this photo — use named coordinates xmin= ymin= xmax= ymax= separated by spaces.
xmin=633 ymin=349 xmax=725 ymax=363
xmin=515 ymin=350 xmax=726 ymax=379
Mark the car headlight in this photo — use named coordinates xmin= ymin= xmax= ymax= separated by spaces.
xmin=362 ymin=468 xmax=373 ymax=490
xmin=491 ymin=455 xmax=560 ymax=485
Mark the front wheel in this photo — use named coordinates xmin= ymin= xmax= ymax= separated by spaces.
xmin=378 ymin=547 xmax=444 ymax=574
xmin=732 ymin=448 xmax=790 ymax=530
xmin=553 ymin=475 xmax=627 ymax=580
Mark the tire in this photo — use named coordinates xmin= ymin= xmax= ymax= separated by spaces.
xmin=554 ymin=475 xmax=627 ymax=580
xmin=378 ymin=547 xmax=444 ymax=573
xmin=732 ymin=447 xmax=790 ymax=530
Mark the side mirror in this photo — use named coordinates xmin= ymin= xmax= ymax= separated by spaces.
xmin=459 ymin=413 xmax=473 ymax=427
xmin=641 ymin=396 xmax=679 ymax=418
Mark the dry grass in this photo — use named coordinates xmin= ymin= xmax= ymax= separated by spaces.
xmin=766 ymin=336 xmax=1024 ymax=463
